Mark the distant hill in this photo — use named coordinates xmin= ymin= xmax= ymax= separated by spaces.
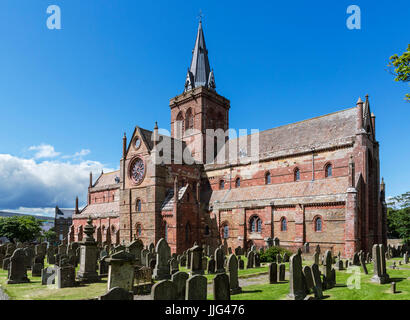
xmin=0 ymin=211 xmax=54 ymax=222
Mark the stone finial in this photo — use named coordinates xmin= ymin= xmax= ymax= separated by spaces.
xmin=356 ymin=97 xmax=363 ymax=105
xmin=83 ymin=216 xmax=96 ymax=244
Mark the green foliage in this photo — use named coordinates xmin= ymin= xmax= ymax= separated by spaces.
xmin=42 ymin=228 xmax=57 ymax=243
xmin=388 ymin=44 xmax=410 ymax=101
xmin=0 ymin=215 xmax=43 ymax=243
xmin=387 ymin=191 xmax=410 ymax=244
xmin=259 ymin=246 xmax=293 ymax=263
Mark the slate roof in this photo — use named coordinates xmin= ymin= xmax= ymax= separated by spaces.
xmin=76 ymin=201 xmax=119 ymax=219
xmin=205 ymin=107 xmax=357 ymax=169
xmin=55 ymin=207 xmax=74 ymax=220
xmin=209 ymin=176 xmax=349 ymax=209
xmin=161 ymin=185 xmax=189 ymax=211
xmin=93 ymin=170 xmax=120 ymax=189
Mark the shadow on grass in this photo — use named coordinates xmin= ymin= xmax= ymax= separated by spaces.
xmin=333 ymin=284 xmax=347 ymax=288
xmin=389 ymin=277 xmax=406 ymax=283
xmin=318 ymin=295 xmax=331 ymax=300
xmin=240 ymin=289 xmax=263 ymax=294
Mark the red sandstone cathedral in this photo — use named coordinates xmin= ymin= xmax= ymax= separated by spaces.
xmin=69 ymin=21 xmax=387 ymax=258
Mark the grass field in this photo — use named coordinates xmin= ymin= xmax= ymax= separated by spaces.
xmin=0 ymin=258 xmax=408 ymax=300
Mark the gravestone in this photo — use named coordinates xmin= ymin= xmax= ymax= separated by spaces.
xmin=391 ymin=282 xmax=396 ymax=294
xmin=278 ymin=263 xmax=286 ymax=281
xmin=360 ymin=251 xmax=368 ymax=274
xmin=371 ymin=244 xmax=389 ymax=284
xmin=190 ymin=245 xmax=204 ymax=275
xmin=126 ymin=239 xmax=143 ymax=265
xmin=238 ymin=256 xmax=244 ymax=270
xmin=282 ymin=252 xmax=289 ymax=262
xmin=170 ymin=257 xmax=179 ymax=274
xmin=214 ymin=248 xmax=225 ymax=273
xmin=32 ymin=256 xmax=43 ymax=277
xmin=269 ymin=262 xmax=278 ymax=284
xmin=141 ymin=249 xmax=149 ymax=267
xmin=246 ymin=251 xmax=254 ymax=269
xmin=207 ymin=255 xmax=216 ymax=274
xmin=99 ymin=287 xmax=133 ymax=300
xmin=276 ymin=253 xmax=282 ymax=264
xmin=313 ymin=252 xmax=319 ymax=265
xmin=213 ymin=273 xmax=230 ymax=300
xmin=187 ymin=249 xmax=192 ymax=269
xmin=227 ymin=254 xmax=241 ymax=294
xmin=201 ymin=256 xmax=207 ymax=272
xmin=106 ymin=250 xmax=135 ymax=292
xmin=311 ymin=263 xmax=323 ymax=299
xmin=288 ymin=251 xmax=305 ymax=300
xmin=352 ymin=252 xmax=360 ymax=266
xmin=77 ymin=217 xmax=99 ymax=283
xmin=41 ymin=266 xmax=56 ymax=285
xmin=99 ymin=256 xmax=109 ymax=276
xmin=56 ymin=261 xmax=76 ymax=288
xmin=323 ymin=250 xmax=336 ymax=289
xmin=404 ymin=252 xmax=408 ymax=264
xmin=273 ymin=237 xmax=280 ymax=246
xmin=7 ymin=248 xmax=30 ymax=284
xmin=234 ymin=246 xmax=242 ymax=256
xmin=254 ymin=253 xmax=261 ymax=268
xmin=151 ymin=280 xmax=177 ymax=300
xmin=171 ymin=271 xmax=189 ymax=300
xmin=153 ymin=238 xmax=171 ymax=280
xmin=47 ymin=247 xmax=56 ymax=264
xmin=186 ymin=274 xmax=207 ymax=300
xmin=303 ymin=265 xmax=314 ymax=293
xmin=2 ymin=257 xmax=10 ymax=271
xmin=304 ymin=243 xmax=310 ymax=253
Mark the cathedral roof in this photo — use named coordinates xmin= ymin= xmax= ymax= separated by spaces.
xmin=75 ymin=201 xmax=119 ymax=219
xmin=205 ymin=107 xmax=357 ymax=169
xmin=184 ymin=21 xmax=215 ymax=92
xmin=93 ymin=170 xmax=120 ymax=189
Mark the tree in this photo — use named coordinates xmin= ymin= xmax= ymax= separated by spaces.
xmin=388 ymin=44 xmax=410 ymax=102
xmin=43 ymin=228 xmax=57 ymax=243
xmin=0 ymin=215 xmax=43 ymax=243
xmin=387 ymin=191 xmax=410 ymax=244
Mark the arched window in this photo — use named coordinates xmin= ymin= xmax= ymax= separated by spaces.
xmin=219 ymin=180 xmax=225 ymax=190
xmin=136 ymin=199 xmax=141 ymax=212
xmin=223 ymin=224 xmax=229 ymax=239
xmin=250 ymin=216 xmax=262 ymax=233
xmin=205 ymin=225 xmax=210 ymax=236
xmin=265 ymin=172 xmax=271 ymax=185
xmin=175 ymin=112 xmax=184 ymax=139
xmin=281 ymin=217 xmax=287 ymax=231
xmin=185 ymin=222 xmax=191 ymax=244
xmin=185 ymin=108 xmax=193 ymax=131
xmin=325 ymin=163 xmax=332 ymax=178
xmin=315 ymin=217 xmax=323 ymax=232
xmin=136 ymin=224 xmax=142 ymax=237
xmin=111 ymin=225 xmax=116 ymax=233
xmin=235 ymin=177 xmax=241 ymax=188
xmin=294 ymin=168 xmax=300 ymax=181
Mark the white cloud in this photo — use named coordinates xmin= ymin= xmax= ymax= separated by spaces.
xmin=62 ymin=149 xmax=91 ymax=159
xmin=0 ymin=153 xmax=116 ymax=210
xmin=29 ymin=144 xmax=61 ymax=159
xmin=2 ymin=207 xmax=56 ymax=217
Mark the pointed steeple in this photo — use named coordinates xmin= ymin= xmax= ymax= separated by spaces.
xmin=184 ymin=20 xmax=215 ymax=92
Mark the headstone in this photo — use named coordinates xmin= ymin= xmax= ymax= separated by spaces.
xmin=170 ymin=257 xmax=179 ymax=274
xmin=391 ymin=282 xmax=396 ymax=294
xmin=99 ymin=287 xmax=133 ymax=300
xmin=56 ymin=262 xmax=76 ymax=288
xmin=106 ymin=250 xmax=135 ymax=291
xmin=234 ymin=246 xmax=242 ymax=256
xmin=141 ymin=249 xmax=149 ymax=267
xmin=227 ymin=254 xmax=241 ymax=294
xmin=151 ymin=280 xmax=177 ymax=300
xmin=352 ymin=252 xmax=360 ymax=266
xmin=207 ymin=255 xmax=216 ymax=274
xmin=276 ymin=253 xmax=282 ymax=264
xmin=371 ymin=244 xmax=389 ymax=284
xmin=214 ymin=248 xmax=225 ymax=273
xmin=31 ymin=256 xmax=43 ymax=277
xmin=190 ymin=245 xmax=204 ymax=275
xmin=186 ymin=275 xmax=207 ymax=300
xmin=360 ymin=251 xmax=368 ymax=274
xmin=7 ymin=248 xmax=30 ymax=284
xmin=404 ymin=252 xmax=408 ymax=264
xmin=304 ymin=243 xmax=310 ymax=253
xmin=153 ymin=238 xmax=171 ymax=280
xmin=269 ymin=262 xmax=277 ymax=284
xmin=171 ymin=271 xmax=189 ymax=300
xmin=126 ymin=239 xmax=144 ymax=264
xmin=254 ymin=253 xmax=261 ymax=268
xmin=311 ymin=263 xmax=323 ymax=299
xmin=273 ymin=237 xmax=280 ymax=246
xmin=213 ymin=273 xmax=230 ymax=300
xmin=288 ymin=251 xmax=306 ymax=300
xmin=238 ymin=256 xmax=244 ymax=270
xmin=313 ymin=252 xmax=319 ymax=265
xmin=303 ymin=265 xmax=314 ymax=293
xmin=323 ymin=250 xmax=335 ymax=289
xmin=278 ymin=263 xmax=286 ymax=281
xmin=246 ymin=251 xmax=254 ymax=269
xmin=282 ymin=252 xmax=289 ymax=262
xmin=77 ymin=217 xmax=99 ymax=282
xmin=41 ymin=266 xmax=56 ymax=285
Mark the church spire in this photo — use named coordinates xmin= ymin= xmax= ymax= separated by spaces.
xmin=184 ymin=20 xmax=215 ymax=92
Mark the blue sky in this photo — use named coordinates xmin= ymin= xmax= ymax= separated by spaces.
xmin=0 ymin=0 xmax=409 ymax=215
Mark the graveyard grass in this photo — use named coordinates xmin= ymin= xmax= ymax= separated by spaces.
xmin=1 ymin=258 xmax=410 ymax=300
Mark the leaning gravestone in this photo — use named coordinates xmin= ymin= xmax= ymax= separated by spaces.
xmin=288 ymin=251 xmax=305 ymax=300
xmin=186 ymin=274 xmax=207 ymax=300
xmin=7 ymin=248 xmax=30 ymax=284
xmin=153 ymin=238 xmax=171 ymax=280
xmin=41 ymin=266 xmax=56 ymax=285
xmin=171 ymin=271 xmax=189 ymax=300
xmin=99 ymin=287 xmax=133 ymax=300
xmin=227 ymin=254 xmax=241 ymax=294
xmin=151 ymin=280 xmax=177 ymax=300
xmin=213 ymin=273 xmax=230 ymax=300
